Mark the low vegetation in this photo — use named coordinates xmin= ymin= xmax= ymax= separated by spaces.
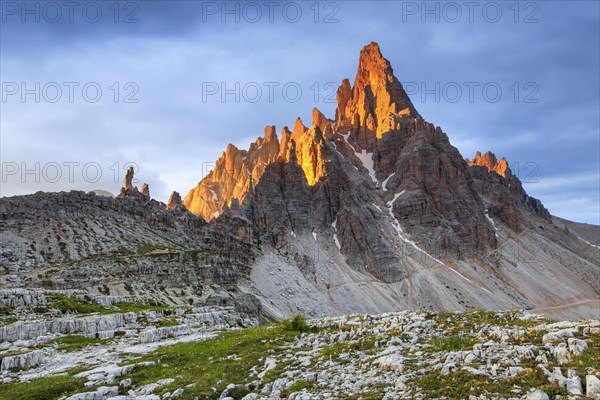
xmin=0 ymin=311 xmax=597 ymax=400
xmin=0 ymin=375 xmax=87 ymax=400
xmin=429 ymin=335 xmax=475 ymax=352
xmin=122 ymin=324 xmax=297 ymax=399
xmin=51 ymin=335 xmax=108 ymax=352
xmin=413 ymin=368 xmax=567 ymax=398
xmin=45 ymin=294 xmax=169 ymax=316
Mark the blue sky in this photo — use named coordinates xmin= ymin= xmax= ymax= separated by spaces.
xmin=1 ymin=0 xmax=599 ymax=224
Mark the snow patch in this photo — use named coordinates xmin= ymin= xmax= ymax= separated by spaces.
xmin=387 ymin=191 xmax=444 ymax=265
xmin=485 ymin=211 xmax=499 ymax=238
xmin=342 ymin=133 xmax=351 ymax=145
xmin=355 ymin=150 xmax=378 ymax=183
xmin=332 ymin=219 xmax=341 ymax=249
xmin=449 ymin=267 xmax=472 ymax=283
xmin=333 ymin=234 xmax=341 ymax=250
xmin=372 ymin=203 xmax=382 ymax=212
xmin=312 ymin=232 xmax=317 ymax=241
xmin=290 ymin=231 xmax=297 ymax=238
xmin=331 ymin=141 xmax=344 ymax=158
xmin=577 ymin=236 xmax=600 ymax=249
xmin=382 ymin=173 xmax=395 ymax=192
xmin=480 ymin=286 xmax=493 ymax=295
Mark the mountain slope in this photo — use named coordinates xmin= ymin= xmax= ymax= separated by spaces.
xmin=0 ymin=42 xmax=598 ymax=321
xmin=197 ymin=42 xmax=598 ymax=319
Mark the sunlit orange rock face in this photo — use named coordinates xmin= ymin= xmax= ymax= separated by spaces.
xmin=467 ymin=151 xmax=511 ymax=178
xmin=183 ymin=128 xmax=279 ymax=219
xmin=166 ymin=191 xmax=182 ymax=210
xmin=185 ymin=41 xmax=420 ymax=221
xmin=335 ymin=41 xmax=419 ymax=142
xmin=184 ymin=119 xmax=331 ymax=220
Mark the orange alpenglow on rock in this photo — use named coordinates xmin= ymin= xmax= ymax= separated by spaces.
xmin=140 ymin=183 xmax=150 ymax=198
xmin=335 ymin=41 xmax=420 ymax=139
xmin=295 ymin=126 xmax=327 ymax=186
xmin=166 ymin=191 xmax=182 ymax=210
xmin=290 ymin=117 xmax=308 ymax=142
xmin=183 ymin=117 xmax=331 ymax=220
xmin=124 ymin=166 xmax=135 ymax=190
xmin=467 ymin=151 xmax=511 ymax=178
xmin=184 ymin=41 xmax=425 ymax=221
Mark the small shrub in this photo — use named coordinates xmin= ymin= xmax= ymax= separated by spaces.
xmin=228 ymin=385 xmax=250 ymax=399
xmin=281 ymin=314 xmax=310 ymax=333
xmin=282 ymin=380 xmax=313 ymax=397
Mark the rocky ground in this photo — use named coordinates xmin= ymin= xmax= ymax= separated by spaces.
xmin=0 ymin=308 xmax=598 ymax=400
xmin=0 ymin=289 xmax=259 ymax=399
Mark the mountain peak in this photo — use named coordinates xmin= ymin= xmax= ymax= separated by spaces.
xmin=264 ymin=125 xmax=277 ymax=142
xmin=336 ymin=42 xmax=420 ymax=139
xmin=355 ymin=41 xmax=388 ymax=80
xmin=467 ymin=151 xmax=511 ymax=178
xmin=291 ymin=117 xmax=308 ymax=142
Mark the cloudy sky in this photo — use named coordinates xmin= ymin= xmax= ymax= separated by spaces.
xmin=1 ymin=1 xmax=598 ymax=224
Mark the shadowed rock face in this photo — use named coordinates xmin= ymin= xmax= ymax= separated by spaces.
xmin=467 ymin=151 xmax=550 ymax=232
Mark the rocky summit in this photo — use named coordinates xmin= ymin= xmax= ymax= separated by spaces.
xmin=0 ymin=42 xmax=598 ymax=399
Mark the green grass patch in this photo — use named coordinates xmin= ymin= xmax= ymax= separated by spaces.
xmin=49 ymin=294 xmax=110 ymax=314
xmin=51 ymin=335 xmax=108 ymax=352
xmin=320 ymin=336 xmax=378 ymax=363
xmin=571 ymin=334 xmax=600 ymax=378
xmin=281 ymin=379 xmax=314 ymax=397
xmin=156 ymin=318 xmax=180 ymax=328
xmin=0 ymin=375 xmax=87 ymax=400
xmin=0 ymin=349 xmax=27 ymax=358
xmin=113 ymin=301 xmax=169 ymax=314
xmin=412 ymin=367 xmax=566 ymax=398
xmin=136 ymin=243 xmax=167 ymax=255
xmin=122 ymin=325 xmax=296 ymax=399
xmin=48 ymin=294 xmax=168 ymax=316
xmin=429 ymin=335 xmax=475 ymax=352
xmin=0 ymin=317 xmax=18 ymax=327
xmin=436 ymin=310 xmax=548 ymax=331
xmin=185 ymin=249 xmax=213 ymax=261
xmin=116 ymin=247 xmax=133 ymax=256
xmin=124 ymin=283 xmax=134 ymax=294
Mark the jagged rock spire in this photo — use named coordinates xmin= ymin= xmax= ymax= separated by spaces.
xmin=140 ymin=183 xmax=150 ymax=198
xmin=467 ymin=151 xmax=511 ymax=178
xmin=336 ymin=42 xmax=420 ymax=139
xmin=117 ymin=166 xmax=144 ymax=199
xmin=124 ymin=166 xmax=135 ymax=190
xmin=166 ymin=191 xmax=182 ymax=210
xmin=290 ymin=117 xmax=308 ymax=142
